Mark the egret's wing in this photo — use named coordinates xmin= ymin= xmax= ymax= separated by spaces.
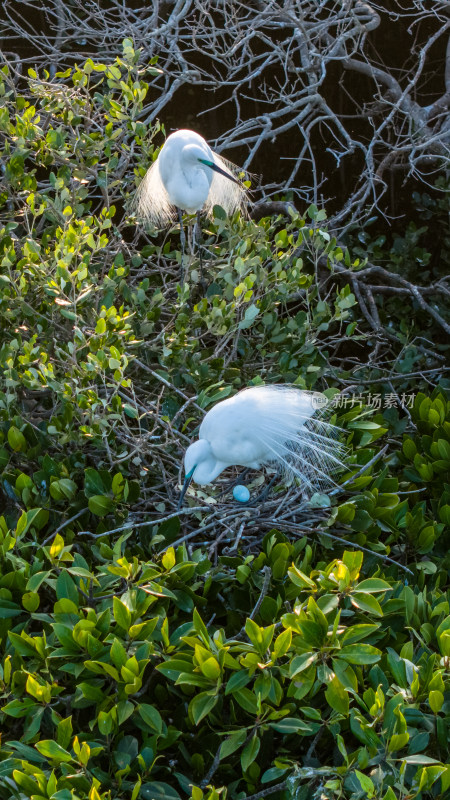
xmin=135 ymin=159 xmax=176 ymax=227
xmin=204 ymin=152 xmax=246 ymax=218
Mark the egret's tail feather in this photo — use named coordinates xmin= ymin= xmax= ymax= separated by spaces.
xmin=261 ymin=424 xmax=347 ymax=491
xmin=245 ymin=386 xmax=347 ymax=492
xmin=205 ymin=153 xmax=247 ymax=218
xmin=135 ymin=160 xmax=176 ymax=227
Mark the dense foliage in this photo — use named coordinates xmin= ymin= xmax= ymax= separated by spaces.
xmin=0 ymin=42 xmax=449 ymax=800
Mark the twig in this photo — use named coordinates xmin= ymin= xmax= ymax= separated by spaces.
xmin=41 ymin=507 xmax=90 ymax=546
xmin=249 ymin=566 xmax=272 ymax=620
xmin=242 ymin=781 xmax=289 ymax=800
xmin=77 ymin=507 xmax=207 ymax=540
xmin=304 ymin=726 xmax=325 ymax=765
xmin=229 ymin=520 xmax=246 ymax=551
xmin=330 ymin=445 xmax=389 ymax=494
xmin=200 ymin=742 xmax=223 ymax=789
xmin=234 ymin=566 xmax=273 ymax=640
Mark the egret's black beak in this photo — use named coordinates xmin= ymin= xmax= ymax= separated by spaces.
xmin=199 ymin=159 xmax=241 ymax=186
xmin=177 ymin=466 xmax=196 ymax=510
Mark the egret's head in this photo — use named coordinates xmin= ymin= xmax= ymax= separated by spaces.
xmin=183 ymin=439 xmax=218 ymax=484
xmin=183 ymin=144 xmax=241 ymax=185
xmin=178 ymin=439 xmax=227 ymax=509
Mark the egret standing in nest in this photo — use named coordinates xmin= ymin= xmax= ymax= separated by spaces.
xmin=136 ymin=129 xmax=245 ymax=283
xmin=178 ymin=385 xmax=347 ymax=507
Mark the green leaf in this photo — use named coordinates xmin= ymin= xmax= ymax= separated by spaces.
xmin=219 ymin=729 xmax=246 ymax=760
xmin=138 ymin=704 xmax=163 ymax=734
xmin=26 ymin=674 xmax=50 ymax=703
xmin=233 ymin=688 xmax=259 ymax=715
xmin=88 ymin=494 xmax=114 ymax=516
xmin=0 ymin=599 xmax=22 ymax=618
xmin=56 ymin=571 xmax=79 ymax=604
xmin=225 ymin=671 xmax=252 ymax=694
xmin=428 ymin=690 xmax=444 ymax=714
xmin=351 ymin=592 xmax=383 ymax=616
xmin=341 ymin=624 xmax=380 ymax=645
xmin=113 ymin=596 xmax=131 ymax=630
xmin=350 ymin=509 xmax=373 ymax=531
xmin=239 ymin=303 xmax=260 ymax=329
xmin=16 ymin=508 xmax=49 ymax=536
xmin=338 ymin=644 xmax=381 ymax=664
xmin=123 ymin=403 xmax=138 ymax=418
xmin=272 ymin=628 xmax=292 ymax=659
xmin=11 ymin=770 xmax=39 ymax=796
xmin=402 ymin=755 xmax=441 ymax=764
xmin=269 ymin=718 xmax=313 ymax=734
xmin=189 ymin=692 xmax=218 ymax=725
xmin=200 ymin=656 xmax=221 ymax=680
xmin=2 ymin=698 xmax=38 ymax=717
xmin=290 ymin=652 xmax=318 ymax=677
xmin=26 ymin=572 xmax=52 ymax=594
xmin=355 ymin=770 xmax=374 ymax=796
xmin=325 ymin=676 xmax=349 ymax=715
xmin=192 ymin=607 xmax=210 ymax=642
xmin=8 ymin=426 xmax=27 ymax=452
xmin=57 ymin=717 xmax=73 ymax=750
xmin=22 ymin=591 xmax=40 ymax=612
xmin=8 ymin=631 xmax=38 ymax=657
xmin=241 ymin=734 xmax=260 ymax=772
xmin=140 ymin=783 xmax=182 ymax=800
xmin=50 ymin=478 xmax=77 ymax=501
xmin=156 ymin=658 xmax=195 ymax=681
xmin=35 ymin=740 xmax=73 ymax=762
xmin=261 ymin=767 xmax=290 ymax=784
xmin=354 ymin=578 xmax=391 ymax=593
xmin=84 ymin=468 xmax=106 ymax=496
xmin=350 ymin=711 xmax=382 ymax=748
xmin=110 ymin=638 xmax=128 ymax=668
xmin=84 ymin=660 xmax=120 ymax=680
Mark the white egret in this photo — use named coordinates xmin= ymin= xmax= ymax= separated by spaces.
xmin=179 ymin=386 xmax=347 ymax=506
xmin=136 ymin=129 xmax=245 ymax=282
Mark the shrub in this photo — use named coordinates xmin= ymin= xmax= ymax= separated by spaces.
xmin=0 ymin=42 xmax=449 ymax=800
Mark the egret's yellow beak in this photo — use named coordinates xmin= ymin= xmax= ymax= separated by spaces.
xmin=177 ymin=466 xmax=196 ymax=510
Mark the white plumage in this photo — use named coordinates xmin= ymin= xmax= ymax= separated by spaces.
xmin=182 ymin=386 xmax=347 ymax=497
xmin=136 ymin=129 xmax=245 ymax=225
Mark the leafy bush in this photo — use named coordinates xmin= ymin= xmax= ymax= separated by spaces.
xmin=0 ymin=42 xmax=449 ymax=800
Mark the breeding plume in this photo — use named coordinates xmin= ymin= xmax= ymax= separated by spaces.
xmin=179 ymin=386 xmax=347 ymax=505
xmin=136 ymin=129 xmax=245 ymax=226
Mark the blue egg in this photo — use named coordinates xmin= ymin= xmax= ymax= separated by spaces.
xmin=233 ymin=484 xmax=250 ymax=503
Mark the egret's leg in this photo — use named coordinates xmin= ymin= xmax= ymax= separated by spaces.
xmin=177 ymin=207 xmax=186 ymax=284
xmin=195 ymin=212 xmax=206 ymax=292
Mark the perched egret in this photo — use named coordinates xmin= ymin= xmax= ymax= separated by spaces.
xmin=179 ymin=386 xmax=347 ymax=506
xmin=136 ymin=129 xmax=245 ymax=282
xmin=137 ymin=129 xmax=244 ymax=223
